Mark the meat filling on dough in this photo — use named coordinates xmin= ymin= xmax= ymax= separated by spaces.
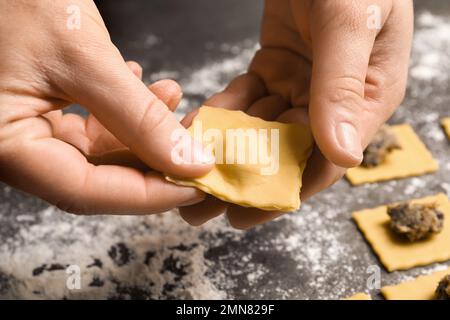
xmin=362 ymin=125 xmax=401 ymax=167
xmin=387 ymin=202 xmax=444 ymax=241
xmin=435 ymin=275 xmax=450 ymax=300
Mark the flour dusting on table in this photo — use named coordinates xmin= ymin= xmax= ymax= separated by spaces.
xmin=1 ymin=10 xmax=450 ymax=300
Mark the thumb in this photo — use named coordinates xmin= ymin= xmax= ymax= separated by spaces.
xmin=308 ymin=1 xmax=389 ymax=168
xmin=51 ymin=42 xmax=214 ymax=178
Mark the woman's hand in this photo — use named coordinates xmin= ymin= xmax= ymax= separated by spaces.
xmin=0 ymin=0 xmax=214 ymax=215
xmin=180 ymin=0 xmax=414 ymax=229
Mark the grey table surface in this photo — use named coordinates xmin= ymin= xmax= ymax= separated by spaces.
xmin=0 ymin=0 xmax=449 ymax=299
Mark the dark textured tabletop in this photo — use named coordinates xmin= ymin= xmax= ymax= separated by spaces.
xmin=0 ymin=0 xmax=449 ymax=299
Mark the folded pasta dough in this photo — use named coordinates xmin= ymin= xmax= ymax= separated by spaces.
xmin=167 ymin=106 xmax=314 ymax=212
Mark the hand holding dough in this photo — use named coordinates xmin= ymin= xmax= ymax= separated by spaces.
xmin=167 ymin=106 xmax=314 ymax=212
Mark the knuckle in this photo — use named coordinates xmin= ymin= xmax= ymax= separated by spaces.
xmin=328 ymin=86 xmax=361 ymax=106
xmin=128 ymin=61 xmax=143 ymax=74
xmin=64 ymin=38 xmax=112 ymax=64
xmin=50 ymin=19 xmax=114 ymax=66
xmin=314 ymin=0 xmax=363 ymax=33
xmin=320 ymin=76 xmax=365 ymax=112
xmin=53 ymin=167 xmax=94 ymax=215
xmin=137 ymin=97 xmax=171 ymax=136
xmin=367 ymin=67 xmax=407 ymax=111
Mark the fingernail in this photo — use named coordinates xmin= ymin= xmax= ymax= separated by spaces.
xmin=336 ymin=122 xmax=363 ymax=162
xmin=192 ymin=139 xmax=215 ymax=165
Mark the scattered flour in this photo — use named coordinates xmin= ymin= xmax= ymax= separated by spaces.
xmin=1 ymin=11 xmax=450 ymax=300
xmin=144 ymin=39 xmax=258 ymax=114
xmin=404 ymin=178 xmax=428 ymax=195
xmin=410 ymin=12 xmax=450 ymax=81
xmin=180 ymin=43 xmax=258 ymax=99
xmin=0 ymin=206 xmax=240 ymax=299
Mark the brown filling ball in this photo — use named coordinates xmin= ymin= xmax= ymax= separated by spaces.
xmin=387 ymin=202 xmax=444 ymax=242
xmin=362 ymin=125 xmax=401 ymax=167
xmin=435 ymin=275 xmax=450 ymax=300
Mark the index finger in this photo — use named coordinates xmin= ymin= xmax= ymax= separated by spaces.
xmin=0 ymin=135 xmax=204 ymax=215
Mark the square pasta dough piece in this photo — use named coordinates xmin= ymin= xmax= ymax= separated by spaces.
xmin=343 ymin=293 xmax=372 ymax=300
xmin=442 ymin=118 xmax=450 ymax=140
xmin=352 ymin=194 xmax=450 ymax=272
xmin=381 ymin=267 xmax=450 ymax=300
xmin=346 ymin=124 xmax=438 ymax=185
xmin=167 ymin=106 xmax=314 ymax=212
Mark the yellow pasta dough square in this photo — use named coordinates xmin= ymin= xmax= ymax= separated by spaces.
xmin=442 ymin=118 xmax=450 ymax=140
xmin=167 ymin=106 xmax=314 ymax=212
xmin=346 ymin=124 xmax=438 ymax=185
xmin=352 ymin=194 xmax=450 ymax=272
xmin=343 ymin=293 xmax=372 ymax=300
xmin=381 ymin=267 xmax=450 ymax=300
